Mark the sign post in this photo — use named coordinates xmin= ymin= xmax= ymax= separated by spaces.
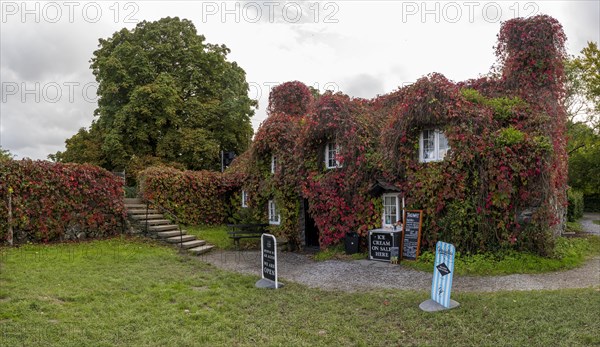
xmin=368 ymin=230 xmax=400 ymax=262
xmin=401 ymin=210 xmax=423 ymax=261
xmin=255 ymin=233 xmax=284 ymax=289
xmin=420 ymin=241 xmax=459 ymax=311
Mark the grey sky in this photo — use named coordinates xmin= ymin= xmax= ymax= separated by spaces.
xmin=1 ymin=1 xmax=599 ymax=160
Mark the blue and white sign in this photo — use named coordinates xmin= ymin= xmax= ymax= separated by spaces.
xmin=431 ymin=241 xmax=456 ymax=308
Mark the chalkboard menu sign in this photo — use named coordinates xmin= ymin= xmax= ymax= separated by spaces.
xmin=368 ymin=230 xmax=400 ymax=262
xmin=261 ymin=234 xmax=278 ymax=286
xmin=402 ymin=210 xmax=423 ymax=261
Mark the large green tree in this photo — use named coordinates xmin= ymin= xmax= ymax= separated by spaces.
xmin=54 ymin=17 xmax=255 ymax=172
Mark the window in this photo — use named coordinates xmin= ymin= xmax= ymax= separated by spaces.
xmin=271 ymin=155 xmax=277 ymax=174
xmin=241 ymin=190 xmax=248 ymax=208
xmin=325 ymin=142 xmax=341 ymax=169
xmin=268 ymin=200 xmax=280 ymax=225
xmin=382 ymin=193 xmax=401 ymax=228
xmin=420 ymin=129 xmax=450 ymax=162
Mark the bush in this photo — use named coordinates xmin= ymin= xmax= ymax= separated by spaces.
xmin=0 ymin=160 xmax=126 ymax=244
xmin=567 ymin=189 xmax=584 ymax=221
xmin=138 ymin=167 xmax=240 ymax=225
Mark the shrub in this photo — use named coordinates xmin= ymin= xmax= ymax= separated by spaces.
xmin=0 ymin=160 xmax=126 ymax=244
xmin=138 ymin=167 xmax=240 ymax=225
xmin=567 ymin=189 xmax=584 ymax=221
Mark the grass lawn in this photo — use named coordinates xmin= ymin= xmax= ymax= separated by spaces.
xmin=1 ymin=237 xmax=599 ymax=346
xmin=185 ymin=225 xmax=260 ymax=250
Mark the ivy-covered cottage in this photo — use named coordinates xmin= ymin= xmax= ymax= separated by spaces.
xmin=230 ymin=15 xmax=568 ymax=256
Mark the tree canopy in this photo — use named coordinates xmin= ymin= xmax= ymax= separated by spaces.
xmin=53 ymin=17 xmax=255 ymax=174
xmin=0 ymin=147 xmax=12 ymax=161
xmin=566 ymin=41 xmax=600 ymax=197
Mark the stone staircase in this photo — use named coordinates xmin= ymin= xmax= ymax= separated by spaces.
xmin=124 ymin=198 xmax=214 ymax=255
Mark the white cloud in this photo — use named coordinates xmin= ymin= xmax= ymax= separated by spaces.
xmin=0 ymin=0 xmax=598 ymax=159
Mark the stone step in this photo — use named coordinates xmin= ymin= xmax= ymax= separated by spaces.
xmin=156 ymin=230 xmax=187 ymax=238
xmin=148 ymin=224 xmax=179 ymax=232
xmin=124 ymin=198 xmax=142 ymax=204
xmin=188 ymin=244 xmax=214 ymax=255
xmin=128 ymin=209 xmax=160 ymax=215
xmin=165 ymin=235 xmax=196 ymax=243
xmin=130 ymin=214 xmax=164 ymax=220
xmin=124 ymin=203 xmax=147 ymax=209
xmin=177 ymin=239 xmax=206 ymax=249
xmin=144 ymin=219 xmax=172 ymax=226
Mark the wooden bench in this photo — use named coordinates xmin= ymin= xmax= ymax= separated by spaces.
xmin=227 ymin=223 xmax=269 ymax=249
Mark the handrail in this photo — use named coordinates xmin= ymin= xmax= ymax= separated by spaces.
xmin=143 ymin=197 xmax=184 ymax=252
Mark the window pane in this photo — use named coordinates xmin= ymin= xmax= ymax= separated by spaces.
xmin=422 ymin=130 xmax=435 ymax=160
xmin=327 ymin=142 xmax=337 ymax=168
xmin=438 ymin=132 xmax=449 ymax=159
xmin=383 ymin=195 xmax=398 ymax=225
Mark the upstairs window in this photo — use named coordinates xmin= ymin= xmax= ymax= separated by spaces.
xmin=271 ymin=155 xmax=277 ymax=174
xmin=325 ymin=142 xmax=341 ymax=169
xmin=420 ymin=129 xmax=449 ymax=162
xmin=268 ymin=200 xmax=280 ymax=225
xmin=241 ymin=190 xmax=248 ymax=208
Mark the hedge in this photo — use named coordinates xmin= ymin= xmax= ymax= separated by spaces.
xmin=0 ymin=160 xmax=126 ymax=244
xmin=137 ymin=167 xmax=240 ymax=225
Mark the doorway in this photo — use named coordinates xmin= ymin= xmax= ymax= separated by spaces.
xmin=303 ymin=199 xmax=320 ymax=248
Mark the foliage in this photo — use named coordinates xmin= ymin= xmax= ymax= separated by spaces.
xmin=2 ymin=238 xmax=599 ymax=346
xmin=0 ymin=147 xmax=13 ymax=161
xmin=0 ymin=160 xmax=126 ymax=244
xmin=408 ymin=236 xmax=600 ymax=276
xmin=495 ymin=126 xmax=525 ymax=146
xmin=268 ymin=81 xmax=314 ymax=116
xmin=583 ymin=194 xmax=600 ymax=212
xmin=566 ymin=41 xmax=600 ymax=130
xmin=567 ymin=189 xmax=584 ymax=222
xmin=137 ymin=166 xmax=240 ymax=225
xmin=567 ymin=122 xmax=600 ymax=196
xmin=55 ymin=17 xmax=255 ymax=175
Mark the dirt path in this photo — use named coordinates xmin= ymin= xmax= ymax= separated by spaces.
xmin=199 ymin=217 xmax=600 ymax=292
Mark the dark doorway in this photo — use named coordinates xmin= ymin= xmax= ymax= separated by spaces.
xmin=303 ymin=199 xmax=320 ymax=248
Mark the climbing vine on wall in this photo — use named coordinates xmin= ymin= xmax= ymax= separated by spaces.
xmin=232 ymin=15 xmax=568 ymax=254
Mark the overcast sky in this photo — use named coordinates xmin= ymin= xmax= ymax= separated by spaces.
xmin=1 ymin=1 xmax=598 ymax=160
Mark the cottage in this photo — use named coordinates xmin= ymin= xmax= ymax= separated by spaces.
xmin=231 ymin=15 xmax=568 ymax=256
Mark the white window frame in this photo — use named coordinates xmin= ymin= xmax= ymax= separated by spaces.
xmin=382 ymin=193 xmax=402 ymax=229
xmin=324 ymin=142 xmax=341 ymax=169
xmin=241 ymin=190 xmax=248 ymax=208
xmin=419 ymin=129 xmax=450 ymax=163
xmin=271 ymin=155 xmax=276 ymax=174
xmin=268 ymin=199 xmax=280 ymax=225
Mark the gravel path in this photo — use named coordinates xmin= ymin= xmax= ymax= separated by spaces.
xmin=200 ymin=250 xmax=599 ymax=292
xmin=198 ymin=217 xmax=600 ymax=292
xmin=581 ymin=212 xmax=600 ymax=236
